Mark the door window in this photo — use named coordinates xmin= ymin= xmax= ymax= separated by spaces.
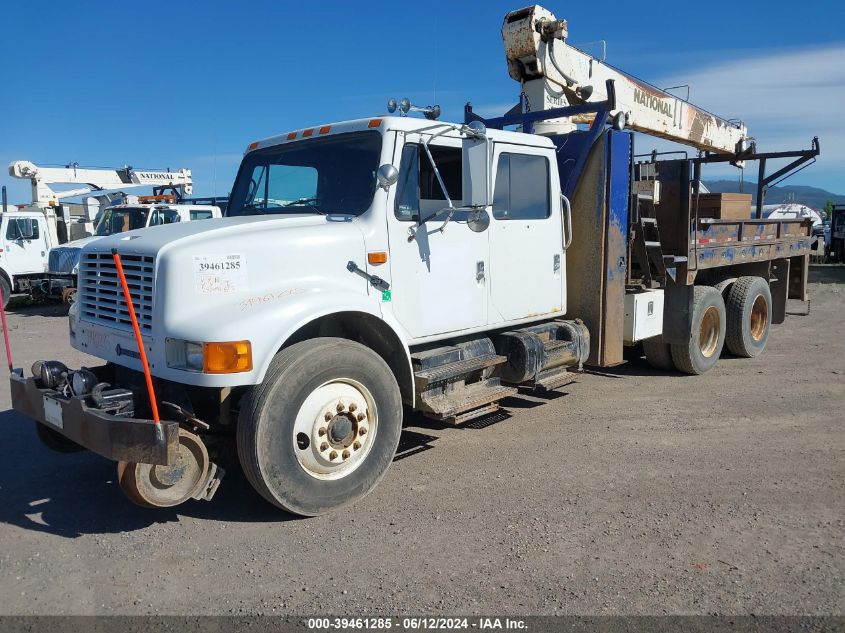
xmin=149 ymin=208 xmax=182 ymax=225
xmin=6 ymin=218 xmax=39 ymax=240
xmin=492 ymin=153 xmax=550 ymax=220
xmin=190 ymin=209 xmax=214 ymax=220
xmin=394 ymin=143 xmax=463 ymax=221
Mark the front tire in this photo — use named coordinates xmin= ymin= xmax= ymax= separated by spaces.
xmin=237 ymin=338 xmax=403 ymax=516
xmin=671 ymin=286 xmax=726 ymax=375
xmin=725 ymin=276 xmax=771 ymax=358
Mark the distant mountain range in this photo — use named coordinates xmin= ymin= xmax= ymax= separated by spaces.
xmin=703 ymin=180 xmax=845 ymax=210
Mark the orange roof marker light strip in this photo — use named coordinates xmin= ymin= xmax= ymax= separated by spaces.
xmin=319 ymin=125 xmax=331 ymax=134
xmin=368 ymin=119 xmax=382 ymax=128
xmin=302 ymin=128 xmax=314 ymax=137
xmin=286 ymin=132 xmax=297 ymax=140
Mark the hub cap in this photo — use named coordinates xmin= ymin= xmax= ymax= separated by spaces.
xmin=699 ymin=305 xmax=721 ymax=358
xmin=292 ymin=379 xmax=376 ymax=480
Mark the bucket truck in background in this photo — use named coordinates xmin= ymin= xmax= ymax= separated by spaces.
xmin=1 ymin=161 xmax=192 ymax=305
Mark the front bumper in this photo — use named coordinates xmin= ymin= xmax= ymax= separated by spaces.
xmin=10 ymin=368 xmax=179 ymax=465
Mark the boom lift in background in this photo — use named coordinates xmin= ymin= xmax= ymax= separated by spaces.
xmin=1 ymin=162 xmax=192 ymax=305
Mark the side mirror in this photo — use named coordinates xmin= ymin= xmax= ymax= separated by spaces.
xmin=462 ymin=122 xmax=491 ymax=208
xmin=376 ymin=164 xmax=399 ymax=191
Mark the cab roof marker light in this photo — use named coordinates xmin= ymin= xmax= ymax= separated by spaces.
xmin=319 ymin=125 xmax=331 ymax=134
xmin=247 ymin=141 xmax=259 ymax=152
xmin=302 ymin=128 xmax=314 ymax=137
xmin=287 ymin=132 xmax=297 ymax=140
xmin=368 ymin=119 xmax=382 ymax=128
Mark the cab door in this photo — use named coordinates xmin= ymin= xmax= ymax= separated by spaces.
xmin=385 ymin=132 xmax=488 ymax=339
xmin=487 ymin=144 xmax=564 ymax=323
xmin=4 ymin=215 xmax=47 ymax=274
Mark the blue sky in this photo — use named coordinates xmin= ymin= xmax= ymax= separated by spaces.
xmin=2 ymin=1 xmax=843 ymax=204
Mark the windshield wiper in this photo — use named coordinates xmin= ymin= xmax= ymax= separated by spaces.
xmin=282 ymin=197 xmax=318 ymax=207
xmin=237 ymin=204 xmax=267 ymax=216
xmin=280 ymin=198 xmax=328 ymax=215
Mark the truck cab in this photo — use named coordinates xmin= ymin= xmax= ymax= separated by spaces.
xmin=0 ymin=206 xmax=68 ymax=305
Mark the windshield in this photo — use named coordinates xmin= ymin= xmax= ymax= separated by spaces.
xmin=94 ymin=207 xmax=150 ymax=236
xmin=227 ymin=131 xmax=382 ymax=217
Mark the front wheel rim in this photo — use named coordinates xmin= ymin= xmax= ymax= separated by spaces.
xmin=699 ymin=305 xmax=721 ymax=358
xmin=292 ymin=378 xmax=377 ymax=481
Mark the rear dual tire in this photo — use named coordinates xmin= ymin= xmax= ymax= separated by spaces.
xmin=725 ymin=276 xmax=771 ymax=358
xmin=671 ymin=285 xmax=727 ymax=375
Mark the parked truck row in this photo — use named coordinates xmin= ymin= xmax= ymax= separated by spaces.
xmin=1 ymin=162 xmax=223 ymax=305
xmin=10 ymin=4 xmax=819 ymax=516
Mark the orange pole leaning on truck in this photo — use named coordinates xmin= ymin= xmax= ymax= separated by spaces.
xmin=111 ymin=249 xmax=162 ymax=434
xmin=0 ymin=291 xmax=13 ymax=373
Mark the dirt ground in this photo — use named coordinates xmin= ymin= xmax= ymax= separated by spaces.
xmin=0 ymin=268 xmax=842 ymax=616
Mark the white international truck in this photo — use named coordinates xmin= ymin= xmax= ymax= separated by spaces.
xmin=10 ymin=5 xmax=819 ymax=515
xmin=1 ymin=161 xmax=193 ymax=305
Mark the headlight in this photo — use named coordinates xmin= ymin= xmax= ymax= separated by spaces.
xmin=166 ymin=339 xmax=252 ymax=374
xmin=166 ymin=339 xmax=204 ymax=372
xmin=70 ymin=368 xmax=99 ymax=396
xmin=33 ymin=360 xmax=68 ymax=388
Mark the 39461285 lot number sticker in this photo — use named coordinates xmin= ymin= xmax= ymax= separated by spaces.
xmin=193 ymin=253 xmax=249 ymax=294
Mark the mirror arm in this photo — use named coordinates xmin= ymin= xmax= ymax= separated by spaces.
xmin=420 ymin=140 xmax=454 ymax=211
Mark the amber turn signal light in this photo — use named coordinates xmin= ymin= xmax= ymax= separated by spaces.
xmin=367 ymin=251 xmax=388 ymax=265
xmin=203 ymin=341 xmax=253 ymax=374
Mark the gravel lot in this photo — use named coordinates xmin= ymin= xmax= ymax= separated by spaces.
xmin=0 ymin=268 xmax=842 ymax=616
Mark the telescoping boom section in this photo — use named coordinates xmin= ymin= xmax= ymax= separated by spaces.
xmin=502 ymin=5 xmax=748 ymax=155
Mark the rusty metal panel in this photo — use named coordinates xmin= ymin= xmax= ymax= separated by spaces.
xmin=770 ymin=259 xmax=789 ymax=324
xmin=564 ymin=130 xmax=630 ymax=367
xmin=566 ymin=133 xmax=608 ymax=367
xmin=10 ymin=372 xmax=179 ymax=465
xmin=788 ymin=254 xmax=809 ymax=301
xmin=599 ymin=130 xmax=631 ymax=366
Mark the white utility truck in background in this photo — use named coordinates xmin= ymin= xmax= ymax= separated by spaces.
xmin=11 ymin=4 xmax=819 ymax=516
xmin=2 ymin=161 xmax=192 ymax=305
xmin=46 ymin=197 xmax=222 ymax=303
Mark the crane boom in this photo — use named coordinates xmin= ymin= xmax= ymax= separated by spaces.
xmin=8 ymin=161 xmax=193 ymax=206
xmin=502 ymin=5 xmax=748 ymax=155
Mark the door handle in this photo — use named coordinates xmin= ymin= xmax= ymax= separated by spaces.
xmin=476 ymin=261 xmax=485 ymax=282
xmin=561 ymin=193 xmax=573 ymax=249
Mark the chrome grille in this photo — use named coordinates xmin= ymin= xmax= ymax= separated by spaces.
xmin=79 ymin=252 xmax=155 ymax=332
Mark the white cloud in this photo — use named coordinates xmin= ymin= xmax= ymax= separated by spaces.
xmin=652 ymin=44 xmax=844 ymax=186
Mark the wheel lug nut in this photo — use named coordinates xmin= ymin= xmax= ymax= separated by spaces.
xmin=349 ymin=402 xmax=357 ymax=412
xmin=357 ymin=412 xmax=366 ymax=421
xmin=318 ymin=427 xmax=327 ymax=437
xmin=353 ymin=441 xmax=361 ymax=450
xmin=320 ymin=442 xmax=329 ymax=452
xmin=329 ymin=450 xmax=338 ymax=460
xmin=336 ymin=403 xmax=344 ymax=413
xmin=359 ymin=427 xmax=367 ymax=436
xmin=342 ymin=450 xmax=350 ymax=460
xmin=324 ymin=412 xmax=332 ymax=422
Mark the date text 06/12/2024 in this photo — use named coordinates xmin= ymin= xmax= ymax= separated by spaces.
xmin=305 ymin=618 xmax=527 ymax=630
